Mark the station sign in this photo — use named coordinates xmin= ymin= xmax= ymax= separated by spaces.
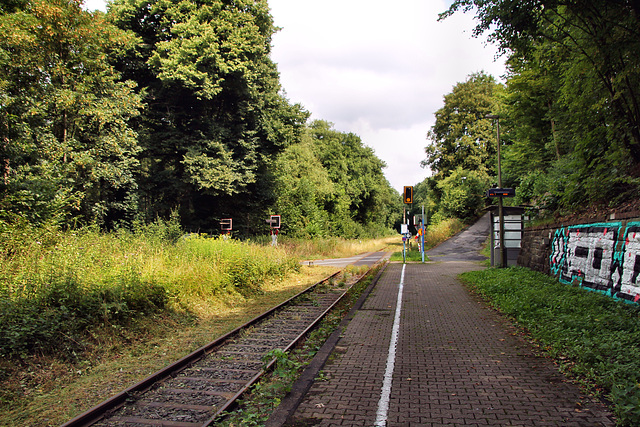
xmin=486 ymin=188 xmax=515 ymax=198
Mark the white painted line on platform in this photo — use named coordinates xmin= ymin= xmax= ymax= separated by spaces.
xmin=375 ymin=263 xmax=405 ymax=426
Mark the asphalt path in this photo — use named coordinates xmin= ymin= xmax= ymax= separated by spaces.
xmin=300 ymin=251 xmax=389 ymax=268
xmin=301 ymin=213 xmax=490 ymax=268
xmin=425 ymin=212 xmax=490 ymax=262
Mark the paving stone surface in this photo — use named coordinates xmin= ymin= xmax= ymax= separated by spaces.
xmin=285 ymin=261 xmax=615 ymax=426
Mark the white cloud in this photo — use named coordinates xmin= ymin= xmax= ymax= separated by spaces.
xmin=270 ymin=0 xmax=506 ymax=192
xmin=82 ymin=0 xmax=107 ymax=11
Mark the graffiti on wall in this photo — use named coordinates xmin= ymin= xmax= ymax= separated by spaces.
xmin=549 ymin=221 xmax=640 ymax=302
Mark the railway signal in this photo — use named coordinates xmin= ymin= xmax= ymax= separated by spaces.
xmin=266 ymin=214 xmax=281 ymax=229
xmin=403 ymin=186 xmax=413 ymax=204
xmin=266 ymin=215 xmax=281 ymax=246
xmin=220 ymin=218 xmax=232 ymax=231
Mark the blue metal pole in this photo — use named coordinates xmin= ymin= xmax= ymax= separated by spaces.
xmin=421 ymin=205 xmax=425 ymax=263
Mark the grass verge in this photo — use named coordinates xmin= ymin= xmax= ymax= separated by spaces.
xmin=389 ymin=249 xmax=429 ymax=262
xmin=460 ymin=267 xmax=640 ymax=426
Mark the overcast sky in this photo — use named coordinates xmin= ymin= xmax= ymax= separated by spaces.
xmin=83 ymin=0 xmax=506 ymax=193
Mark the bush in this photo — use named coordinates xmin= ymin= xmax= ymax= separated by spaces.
xmin=0 ymin=223 xmax=300 ymax=361
xmin=0 ymin=277 xmax=168 ymax=360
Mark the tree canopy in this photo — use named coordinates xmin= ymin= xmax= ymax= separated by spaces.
xmin=0 ymin=0 xmax=398 ymax=237
xmin=107 ymin=0 xmax=310 ymax=229
xmin=0 ymin=0 xmax=142 ymax=227
xmin=422 ymin=0 xmax=640 ymax=220
xmin=423 ymin=72 xmax=504 ymax=181
xmin=274 ymin=121 xmax=400 ymax=238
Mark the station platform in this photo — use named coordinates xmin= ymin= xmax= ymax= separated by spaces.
xmin=267 ymin=260 xmax=615 ymax=426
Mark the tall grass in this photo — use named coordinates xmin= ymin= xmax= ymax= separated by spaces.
xmin=0 ymin=220 xmax=300 ymax=361
xmin=274 ymin=235 xmax=397 ymax=259
xmin=424 ymin=217 xmax=465 ymax=248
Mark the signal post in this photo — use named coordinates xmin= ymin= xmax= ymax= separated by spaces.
xmin=402 ymin=186 xmax=413 ymax=263
xmin=266 ymin=215 xmax=281 ymax=246
xmin=402 ymin=186 xmax=426 ymax=263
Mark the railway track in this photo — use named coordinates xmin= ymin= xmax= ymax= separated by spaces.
xmin=62 ymin=260 xmax=386 ymax=427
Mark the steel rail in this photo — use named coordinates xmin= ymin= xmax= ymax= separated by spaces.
xmin=61 ymin=270 xmax=345 ymax=427
xmin=203 ymin=266 xmax=376 ymax=425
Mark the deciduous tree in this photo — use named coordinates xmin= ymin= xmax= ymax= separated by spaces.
xmin=422 ymin=72 xmax=504 ymax=180
xmin=442 ymin=0 xmax=640 ymax=209
xmin=108 ymin=0 xmax=308 ymax=229
xmin=0 ymin=0 xmax=142 ymax=227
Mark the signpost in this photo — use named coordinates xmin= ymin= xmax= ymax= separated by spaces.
xmin=220 ymin=218 xmax=232 ymax=240
xmin=266 ymin=215 xmax=281 ymax=246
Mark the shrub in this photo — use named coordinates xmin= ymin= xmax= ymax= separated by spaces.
xmin=0 ymin=225 xmax=300 ymax=361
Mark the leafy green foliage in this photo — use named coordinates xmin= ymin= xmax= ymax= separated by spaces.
xmin=440 ymin=0 xmax=640 ymax=215
xmin=0 ymin=0 xmax=143 ymax=228
xmin=423 ymin=72 xmax=504 ymax=180
xmin=108 ymin=0 xmax=309 ymax=229
xmin=273 ymin=138 xmax=335 ymax=237
xmin=0 ymin=0 xmax=399 ymax=237
xmin=437 ymin=167 xmax=490 ymax=221
xmin=0 ymin=268 xmax=169 ymax=360
xmin=461 ymin=267 xmax=640 ymax=425
xmin=273 ymin=121 xmax=400 ymax=238
xmin=0 ymin=220 xmax=300 ymax=361
xmin=419 ymin=72 xmax=505 ymax=223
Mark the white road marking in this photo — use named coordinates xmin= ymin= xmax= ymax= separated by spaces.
xmin=375 ymin=263 xmax=405 ymax=426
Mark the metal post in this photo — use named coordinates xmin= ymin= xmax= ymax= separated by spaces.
xmin=421 ymin=205 xmax=425 ymax=263
xmin=496 ymin=119 xmax=506 ymax=267
xmin=402 ymin=224 xmax=406 ymax=264
xmin=486 ymin=114 xmax=506 ymax=268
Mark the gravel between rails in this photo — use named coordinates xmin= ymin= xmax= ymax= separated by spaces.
xmin=86 ymin=276 xmax=360 ymax=427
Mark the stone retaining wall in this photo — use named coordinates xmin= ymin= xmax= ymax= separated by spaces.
xmin=517 ymin=211 xmax=640 ymax=303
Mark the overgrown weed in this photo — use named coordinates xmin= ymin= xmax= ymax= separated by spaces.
xmin=276 ymin=235 xmax=396 ymax=259
xmin=0 ymin=219 xmax=300 ymax=363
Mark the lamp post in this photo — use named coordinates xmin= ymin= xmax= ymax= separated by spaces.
xmin=485 ymin=114 xmax=506 ymax=268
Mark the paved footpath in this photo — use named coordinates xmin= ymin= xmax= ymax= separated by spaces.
xmin=268 ymin=235 xmax=616 ymax=426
